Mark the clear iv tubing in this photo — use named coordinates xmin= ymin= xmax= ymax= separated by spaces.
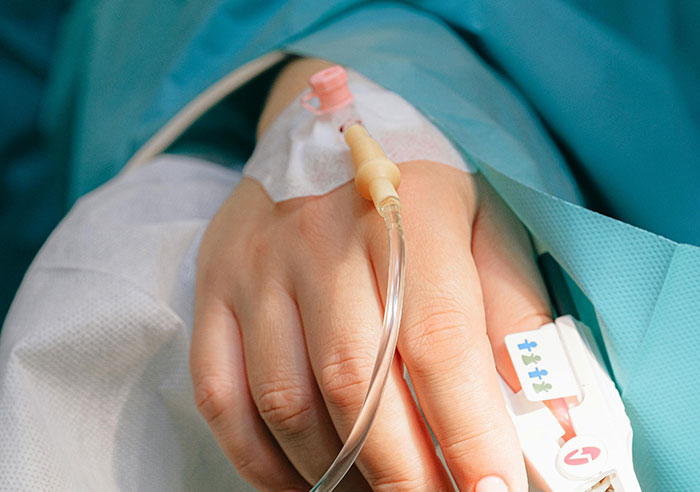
xmin=310 ymin=201 xmax=406 ymax=492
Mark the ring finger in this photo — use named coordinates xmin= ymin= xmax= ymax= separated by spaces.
xmin=294 ymin=247 xmax=453 ymax=491
xmin=237 ymin=282 xmax=369 ymax=489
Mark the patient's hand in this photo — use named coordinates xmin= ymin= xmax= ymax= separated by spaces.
xmin=190 ymin=59 xmax=551 ymax=492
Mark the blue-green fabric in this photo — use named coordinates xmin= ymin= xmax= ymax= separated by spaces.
xmin=44 ymin=0 xmax=700 ymax=242
xmin=0 ymin=1 xmax=69 ymax=320
xmin=420 ymin=0 xmax=700 ymax=246
xmin=17 ymin=0 xmax=700 ymax=489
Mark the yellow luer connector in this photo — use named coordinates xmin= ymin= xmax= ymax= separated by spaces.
xmin=344 ymin=123 xmax=401 ymax=214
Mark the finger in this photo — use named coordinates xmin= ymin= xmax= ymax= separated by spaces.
xmin=471 ymin=174 xmax=552 ymax=392
xmin=369 ymin=163 xmax=528 ymax=492
xmin=235 ymin=282 xmax=369 ymax=489
xmin=190 ymin=295 xmax=308 ymax=492
xmin=293 ymin=242 xmax=453 ymax=491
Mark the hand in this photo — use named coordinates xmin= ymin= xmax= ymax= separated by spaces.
xmin=190 ymin=158 xmax=552 ymax=491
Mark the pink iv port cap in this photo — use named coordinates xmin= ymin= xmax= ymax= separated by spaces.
xmin=302 ymin=65 xmax=353 ymax=113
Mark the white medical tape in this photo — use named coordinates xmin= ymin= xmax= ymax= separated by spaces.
xmin=243 ymin=69 xmax=474 ymax=202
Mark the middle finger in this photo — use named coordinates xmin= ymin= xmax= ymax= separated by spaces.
xmin=294 ymin=245 xmax=453 ymax=491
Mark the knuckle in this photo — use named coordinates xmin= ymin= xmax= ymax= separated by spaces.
xmin=252 ymin=381 xmax=315 ymax=439
xmin=193 ymin=374 xmax=235 ymax=425
xmin=295 ymin=199 xmax=343 ymax=255
xmin=370 ymin=475 xmax=429 ymax=492
xmin=363 ymin=457 xmax=442 ymax=492
xmin=440 ymin=421 xmax=503 ymax=463
xmin=196 ymin=253 xmax=226 ymax=292
xmin=297 ymin=201 xmax=326 ymax=240
xmin=228 ymin=451 xmax=272 ymax=492
xmin=402 ymin=305 xmax=473 ymax=368
xmin=246 ymin=229 xmax=273 ymax=273
xmin=229 ymin=448 xmax=258 ymax=478
xmin=318 ymin=349 xmax=374 ymax=410
xmin=509 ymin=311 xmax=552 ymax=333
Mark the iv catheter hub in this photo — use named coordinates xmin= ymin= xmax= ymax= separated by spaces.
xmin=344 ymin=124 xmax=401 ymax=213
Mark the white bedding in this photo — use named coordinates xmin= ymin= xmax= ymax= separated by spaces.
xmin=0 ymin=155 xmax=254 ymax=491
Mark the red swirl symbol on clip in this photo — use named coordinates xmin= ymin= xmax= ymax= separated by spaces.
xmin=564 ymin=446 xmax=602 ymax=466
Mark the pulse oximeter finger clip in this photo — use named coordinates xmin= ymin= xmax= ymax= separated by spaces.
xmin=501 ymin=316 xmax=642 ymax=492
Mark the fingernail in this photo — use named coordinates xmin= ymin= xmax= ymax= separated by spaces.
xmin=475 ymin=475 xmax=509 ymax=492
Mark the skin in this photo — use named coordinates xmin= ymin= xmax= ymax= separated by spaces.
xmin=190 ymin=58 xmax=551 ymax=491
